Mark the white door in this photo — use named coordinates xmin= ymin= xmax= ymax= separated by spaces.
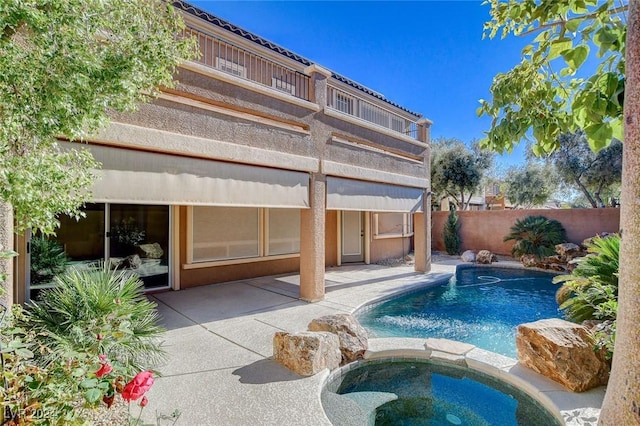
xmin=341 ymin=211 xmax=364 ymax=263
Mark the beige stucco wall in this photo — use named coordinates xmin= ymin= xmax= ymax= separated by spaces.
xmin=431 ymin=208 xmax=621 ymax=256
xmin=369 ymin=236 xmax=411 ymax=264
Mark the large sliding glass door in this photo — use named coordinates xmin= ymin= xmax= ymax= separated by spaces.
xmin=108 ymin=204 xmax=169 ymax=289
xmin=28 ymin=203 xmax=170 ymax=300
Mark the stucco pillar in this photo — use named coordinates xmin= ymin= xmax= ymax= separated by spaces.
xmin=0 ymin=201 xmax=14 ymax=307
xmin=415 ymin=118 xmax=432 ymax=273
xmin=300 ymin=173 xmax=326 ymax=301
xmin=304 ymin=64 xmax=332 ymax=107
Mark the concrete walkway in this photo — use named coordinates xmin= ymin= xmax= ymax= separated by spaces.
xmin=140 ymin=259 xmax=603 ymax=425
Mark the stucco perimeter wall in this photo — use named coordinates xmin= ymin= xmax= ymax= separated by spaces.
xmin=431 ymin=208 xmax=620 ymax=256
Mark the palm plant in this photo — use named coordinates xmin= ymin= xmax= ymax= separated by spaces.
xmin=22 ymin=265 xmax=165 ymax=375
xmin=554 ymin=235 xmax=619 ymax=323
xmin=503 ymin=215 xmax=567 ymax=259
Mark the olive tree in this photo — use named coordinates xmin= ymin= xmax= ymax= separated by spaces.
xmin=431 ymin=138 xmax=493 ymax=210
xmin=503 ymin=162 xmax=555 ymax=208
xmin=478 ymin=1 xmax=638 ymax=423
xmin=550 ymin=131 xmax=622 ymax=207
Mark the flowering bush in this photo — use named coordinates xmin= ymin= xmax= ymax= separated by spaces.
xmin=1 ymin=266 xmax=164 ymax=424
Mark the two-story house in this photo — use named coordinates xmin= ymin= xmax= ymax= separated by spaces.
xmin=12 ymin=0 xmax=432 ymax=304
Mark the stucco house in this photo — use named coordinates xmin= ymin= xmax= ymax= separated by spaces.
xmin=12 ymin=0 xmax=432 ymax=304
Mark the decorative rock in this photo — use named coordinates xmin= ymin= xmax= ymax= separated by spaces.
xmin=273 ymin=331 xmax=341 ymax=376
xmin=516 ymin=319 xmax=609 ymax=392
xmin=308 ymin=314 xmax=368 ymax=365
xmin=476 ymin=250 xmax=495 ymax=264
xmin=548 ymin=264 xmax=566 ymax=272
xmin=555 ymin=243 xmax=581 ymax=257
xmin=138 ymin=242 xmax=164 ymax=259
xmin=460 ymin=250 xmax=476 ymax=262
xmin=520 ymin=254 xmax=538 ymax=267
xmin=122 ymin=254 xmax=141 ymax=269
xmin=582 ymin=232 xmax=615 ymax=248
xmin=546 ymin=255 xmax=566 ymax=264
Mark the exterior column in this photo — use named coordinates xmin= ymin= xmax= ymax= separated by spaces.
xmin=415 ymin=118 xmax=432 ymax=273
xmin=300 ymin=173 xmax=326 ymax=301
xmin=0 ymin=201 xmax=14 ymax=306
xmin=304 ymin=64 xmax=332 ymax=106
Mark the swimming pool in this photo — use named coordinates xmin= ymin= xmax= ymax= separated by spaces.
xmin=322 ymin=358 xmax=561 ymax=426
xmin=356 ymin=265 xmax=561 ymax=358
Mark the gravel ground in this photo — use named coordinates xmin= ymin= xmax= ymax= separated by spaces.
xmin=80 ymin=398 xmax=129 ymax=425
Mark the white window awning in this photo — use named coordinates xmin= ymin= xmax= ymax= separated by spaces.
xmin=63 ymin=142 xmax=309 ymax=208
xmin=327 ymin=177 xmax=424 ymax=213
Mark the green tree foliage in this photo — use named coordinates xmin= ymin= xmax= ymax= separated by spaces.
xmin=548 ymin=131 xmax=622 ymax=207
xmin=478 ymin=0 xmax=627 ymax=154
xmin=443 ymin=209 xmax=461 ymax=255
xmin=431 ymin=138 xmax=494 ymax=210
xmin=503 ymin=162 xmax=556 ymax=208
xmin=0 ymin=0 xmax=197 ymax=234
xmin=503 ymin=215 xmax=567 ymax=259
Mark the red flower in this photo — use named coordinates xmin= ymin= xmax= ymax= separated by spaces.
xmin=96 ymin=362 xmax=113 ymax=378
xmin=121 ymin=371 xmax=154 ymax=402
xmin=140 ymin=396 xmax=149 ymax=407
xmin=99 ymin=354 xmax=107 ymax=361
xmin=97 ymin=333 xmax=104 ymax=340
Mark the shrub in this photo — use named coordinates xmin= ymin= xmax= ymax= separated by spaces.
xmin=2 ymin=265 xmax=165 ymax=424
xmin=554 ymin=235 xmax=619 ymax=358
xmin=29 ymin=236 xmax=68 ymax=284
xmin=503 ymin=215 xmax=567 ymax=259
xmin=443 ymin=209 xmax=461 ymax=255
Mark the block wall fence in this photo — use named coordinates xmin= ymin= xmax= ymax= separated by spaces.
xmin=431 ymin=208 xmax=621 ymax=256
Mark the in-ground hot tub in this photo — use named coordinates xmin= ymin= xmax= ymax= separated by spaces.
xmin=322 ymin=357 xmax=562 ymax=426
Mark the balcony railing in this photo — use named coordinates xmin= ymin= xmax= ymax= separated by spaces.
xmin=327 ymin=84 xmax=420 ymax=140
xmin=184 ymin=27 xmax=311 ymax=101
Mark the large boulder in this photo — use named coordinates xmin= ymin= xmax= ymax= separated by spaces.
xmin=476 ymin=250 xmax=496 ymax=264
xmin=273 ymin=331 xmax=341 ymax=376
xmin=516 ymin=319 xmax=609 ymax=392
xmin=461 ymin=250 xmax=476 ymax=263
xmin=308 ymin=314 xmax=368 ymax=365
xmin=555 ymin=242 xmax=581 ymax=257
xmin=520 ymin=254 xmax=538 ymax=267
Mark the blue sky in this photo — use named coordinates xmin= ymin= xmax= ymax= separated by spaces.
xmin=191 ymin=1 xmax=533 ymax=167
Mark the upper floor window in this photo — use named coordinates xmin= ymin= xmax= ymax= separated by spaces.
xmin=215 ymin=57 xmax=247 ymax=78
xmin=271 ymin=77 xmax=296 ymax=95
xmin=334 ymin=92 xmax=355 ymax=115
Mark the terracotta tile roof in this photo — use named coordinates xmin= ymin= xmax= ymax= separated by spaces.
xmin=173 ymin=0 xmax=422 ymax=118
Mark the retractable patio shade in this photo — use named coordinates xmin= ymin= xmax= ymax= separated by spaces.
xmin=326 ymin=177 xmax=424 ymax=213
xmin=62 ymin=142 xmax=309 ymax=208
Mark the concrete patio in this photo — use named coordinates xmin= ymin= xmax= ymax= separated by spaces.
xmin=140 ymin=258 xmax=604 ymax=425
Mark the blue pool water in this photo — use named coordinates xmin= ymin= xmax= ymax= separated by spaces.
xmin=357 ymin=266 xmax=561 ymax=358
xmin=324 ymin=359 xmax=561 ymax=426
